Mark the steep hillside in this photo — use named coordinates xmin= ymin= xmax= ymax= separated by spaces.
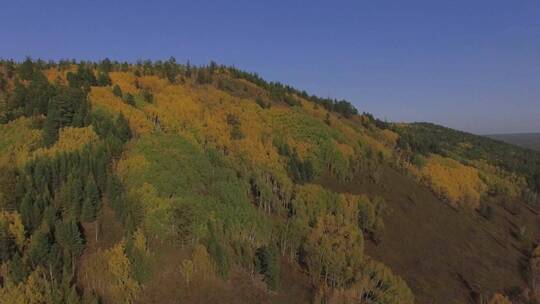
xmin=0 ymin=58 xmax=539 ymax=304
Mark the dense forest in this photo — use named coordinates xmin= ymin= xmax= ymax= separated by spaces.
xmin=0 ymin=58 xmax=539 ymax=304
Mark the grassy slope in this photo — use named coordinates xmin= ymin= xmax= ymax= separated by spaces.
xmin=318 ymin=165 xmax=539 ymax=304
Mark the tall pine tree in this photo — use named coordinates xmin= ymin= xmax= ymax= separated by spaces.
xmin=81 ymin=176 xmax=99 ymax=222
xmin=43 ymin=103 xmax=59 ymax=147
xmin=114 ymin=113 xmax=132 ymax=143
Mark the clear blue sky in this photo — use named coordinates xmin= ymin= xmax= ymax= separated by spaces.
xmin=1 ymin=0 xmax=539 ymax=134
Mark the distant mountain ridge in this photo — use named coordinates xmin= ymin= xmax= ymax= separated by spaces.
xmin=486 ymin=133 xmax=540 ymax=151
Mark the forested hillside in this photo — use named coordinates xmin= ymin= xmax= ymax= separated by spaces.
xmin=487 ymin=133 xmax=540 ymax=152
xmin=0 ymin=58 xmax=539 ymax=304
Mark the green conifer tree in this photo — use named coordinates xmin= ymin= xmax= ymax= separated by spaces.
xmin=28 ymin=226 xmax=51 ymax=267
xmin=112 ymin=84 xmax=123 ymax=97
xmin=114 ymin=113 xmax=132 ymax=143
xmin=18 ymin=57 xmax=35 ymax=80
xmin=43 ymin=103 xmax=59 ymax=147
xmin=69 ymin=174 xmax=84 ymax=219
xmin=124 ymin=93 xmax=135 ymax=106
xmin=81 ymin=176 xmax=99 ymax=222
xmin=9 ymin=252 xmax=27 ymax=283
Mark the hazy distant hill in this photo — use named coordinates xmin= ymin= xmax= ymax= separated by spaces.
xmin=486 ymin=133 xmax=540 ymax=151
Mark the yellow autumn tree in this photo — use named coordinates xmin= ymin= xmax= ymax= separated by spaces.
xmin=89 ymin=87 xmax=153 ymax=134
xmin=419 ymin=154 xmax=487 ymax=209
xmin=80 ymin=241 xmax=140 ymax=304
xmin=0 ymin=267 xmax=54 ymax=304
xmin=0 ymin=211 xmax=25 ymax=249
xmin=304 ymin=214 xmax=364 ymax=288
xmin=32 ymin=126 xmax=98 ymax=158
xmin=0 ymin=117 xmax=42 ymax=166
xmin=488 ymin=293 xmax=512 ymax=304
xmin=110 ymin=72 xmax=138 ymax=94
xmin=180 ymin=244 xmax=216 ymax=284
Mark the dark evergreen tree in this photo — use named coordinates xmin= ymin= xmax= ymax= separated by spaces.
xmin=255 ymin=245 xmax=280 ymax=290
xmin=42 ymin=205 xmax=58 ymax=228
xmin=67 ymin=64 xmax=97 ymax=90
xmin=114 ymin=113 xmax=132 ymax=143
xmin=28 ymin=226 xmax=52 ymax=267
xmin=105 ymin=132 xmax=124 ymax=158
xmin=47 ymin=243 xmax=64 ymax=282
xmin=106 ymin=174 xmax=124 ymax=219
xmin=25 ymin=70 xmax=54 ymax=116
xmin=20 ymin=191 xmax=35 ymax=231
xmin=163 ymin=57 xmax=178 ymax=83
xmin=96 ymin=71 xmax=112 ymax=86
xmin=43 ymin=86 xmax=87 ymax=146
xmin=112 ymin=84 xmax=123 ymax=97
xmin=94 ymin=149 xmax=109 ymax=192
xmin=124 ymin=93 xmax=135 ymax=106
xmin=0 ymin=221 xmax=15 ymax=263
xmin=185 ymin=60 xmax=192 ymax=77
xmin=196 ymin=69 xmax=212 ymax=85
xmin=72 ymin=97 xmax=89 ymax=127
xmin=81 ymin=176 xmax=99 ymax=222
xmin=99 ymin=58 xmax=113 ymax=73
xmin=7 ymin=79 xmax=27 ymax=114
xmin=18 ymin=57 xmax=35 ymax=80
xmin=286 ymin=149 xmax=314 ymax=183
xmin=0 ymin=158 xmax=18 ymax=211
xmin=31 ymin=195 xmax=47 ymax=230
xmin=0 ymin=72 xmax=6 ymax=92
xmin=91 ymin=110 xmax=114 ymax=138
xmin=69 ymin=173 xmax=84 ymax=219
xmin=8 ymin=252 xmax=27 ymax=283
xmin=43 ymin=103 xmax=60 ymax=147
xmin=141 ymin=88 xmax=154 ymax=103
xmin=55 ymin=87 xmax=83 ymax=127
xmin=55 ymin=219 xmax=84 ymax=257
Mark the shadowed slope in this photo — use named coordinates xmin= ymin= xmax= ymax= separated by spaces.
xmin=318 ymin=165 xmax=539 ymax=304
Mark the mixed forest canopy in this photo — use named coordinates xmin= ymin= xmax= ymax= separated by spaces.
xmin=0 ymin=57 xmax=538 ymax=304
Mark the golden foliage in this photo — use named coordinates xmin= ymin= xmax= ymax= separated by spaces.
xmin=129 ymin=182 xmax=177 ymax=239
xmin=378 ymin=129 xmax=399 ymax=147
xmin=472 ymin=160 xmax=526 ymax=198
xmin=0 ymin=267 xmax=53 ymax=304
xmin=419 ymin=154 xmax=487 ymax=209
xmin=304 ymin=214 xmax=364 ymax=288
xmin=132 ymin=229 xmax=151 ymax=258
xmin=43 ymin=66 xmax=75 ymax=83
xmin=137 ymin=75 xmax=169 ymax=94
xmin=103 ymin=70 xmax=373 ymax=188
xmin=488 ymin=293 xmax=512 ymax=304
xmin=117 ymin=153 xmax=150 ymax=180
xmin=110 ymin=72 xmax=138 ymax=94
xmin=33 ymin=126 xmax=98 ymax=158
xmin=140 ymin=82 xmax=290 ymax=184
xmin=80 ymin=241 xmax=140 ymax=304
xmin=0 ymin=211 xmax=25 ymax=249
xmin=180 ymin=244 xmax=216 ymax=284
xmin=89 ymin=87 xmax=153 ymax=134
xmin=0 ymin=117 xmax=42 ymax=166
